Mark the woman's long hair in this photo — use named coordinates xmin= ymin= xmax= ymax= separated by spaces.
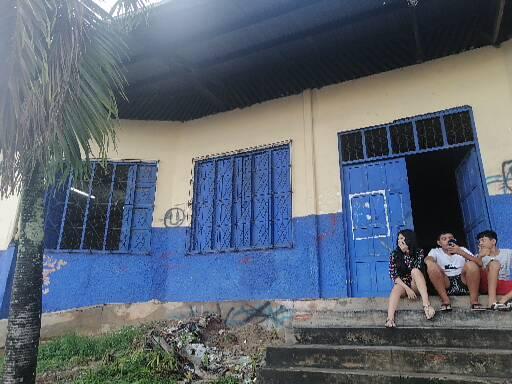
xmin=394 ymin=229 xmax=421 ymax=275
xmin=397 ymin=229 xmax=419 ymax=254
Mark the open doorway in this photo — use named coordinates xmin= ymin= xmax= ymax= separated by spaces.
xmin=406 ymin=146 xmax=471 ymax=252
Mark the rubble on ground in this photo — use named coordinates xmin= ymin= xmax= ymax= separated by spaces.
xmin=144 ymin=313 xmax=283 ymax=383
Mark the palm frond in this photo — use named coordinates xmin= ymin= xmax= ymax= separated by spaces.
xmin=0 ymin=0 xmax=148 ymax=197
xmin=109 ymin=0 xmax=149 ymax=17
xmin=107 ymin=0 xmax=151 ymax=32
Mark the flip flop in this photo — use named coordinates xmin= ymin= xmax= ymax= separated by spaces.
xmin=488 ymin=303 xmax=506 ymax=311
xmin=471 ymin=303 xmax=486 ymax=311
xmin=439 ymin=303 xmax=452 ymax=312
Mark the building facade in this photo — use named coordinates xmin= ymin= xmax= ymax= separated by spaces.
xmin=1 ymin=0 xmax=512 ymax=316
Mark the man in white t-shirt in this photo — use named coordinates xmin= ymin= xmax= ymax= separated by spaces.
xmin=477 ymin=230 xmax=512 ymax=310
xmin=425 ymin=231 xmax=484 ymax=311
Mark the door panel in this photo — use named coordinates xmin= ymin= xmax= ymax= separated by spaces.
xmin=343 ymin=158 xmax=413 ymax=297
xmin=456 ymin=148 xmax=491 ymax=254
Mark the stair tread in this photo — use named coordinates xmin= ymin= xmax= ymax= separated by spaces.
xmin=297 ymin=308 xmax=508 ymax=313
xmin=269 ymin=344 xmax=512 ymax=354
xmin=260 ymin=366 xmax=508 ymax=382
xmin=288 ymin=296 xmax=512 ymax=330
xmin=294 ymin=325 xmax=509 ymax=330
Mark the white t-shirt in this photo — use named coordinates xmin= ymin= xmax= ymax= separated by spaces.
xmin=428 ymin=247 xmax=473 ymax=277
xmin=482 ymin=249 xmax=512 ymax=280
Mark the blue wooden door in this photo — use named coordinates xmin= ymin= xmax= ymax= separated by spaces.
xmin=343 ymin=158 xmax=413 ymax=297
xmin=456 ymin=148 xmax=491 ymax=254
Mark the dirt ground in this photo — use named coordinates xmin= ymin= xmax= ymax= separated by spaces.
xmin=36 ymin=315 xmax=285 ymax=383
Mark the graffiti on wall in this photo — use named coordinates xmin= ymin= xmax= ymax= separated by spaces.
xmin=486 ymin=160 xmax=512 ymax=195
xmin=222 ymin=302 xmax=292 ymax=328
xmin=43 ymin=255 xmax=68 ymax=295
xmin=164 ymin=205 xmax=186 ymax=227
xmin=318 ymin=214 xmax=339 ymax=242
xmin=177 ymin=302 xmax=293 ymax=328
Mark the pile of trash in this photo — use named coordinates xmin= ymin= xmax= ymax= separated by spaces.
xmin=143 ymin=314 xmax=282 ymax=383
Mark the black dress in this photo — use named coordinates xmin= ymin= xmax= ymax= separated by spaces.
xmin=389 ymin=248 xmax=425 ymax=287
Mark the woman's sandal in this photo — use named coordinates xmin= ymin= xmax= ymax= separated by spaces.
xmin=439 ymin=303 xmax=452 ymax=312
xmin=423 ymin=305 xmax=436 ymax=320
xmin=385 ymin=318 xmax=396 ymax=328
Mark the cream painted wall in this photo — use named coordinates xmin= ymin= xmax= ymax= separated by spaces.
xmin=312 ymin=40 xmax=512 ymax=212
xmin=0 ymin=195 xmax=19 ymax=250
xmin=114 ymin=95 xmax=310 ymax=226
xmin=0 ymin=41 xmax=508 ymax=248
xmin=112 ymin=41 xmax=512 ymax=227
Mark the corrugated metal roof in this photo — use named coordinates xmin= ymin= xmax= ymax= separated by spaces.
xmin=119 ymin=0 xmax=512 ymax=121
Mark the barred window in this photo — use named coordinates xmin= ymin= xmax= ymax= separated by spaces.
xmin=364 ymin=127 xmax=389 ymax=158
xmin=44 ymin=162 xmax=157 ymax=254
xmin=416 ymin=117 xmax=444 ymax=149
xmin=191 ymin=145 xmax=292 ymax=253
xmin=444 ymin=111 xmax=474 ymax=145
xmin=390 ymin=122 xmax=415 ymax=154
xmin=340 ymin=108 xmax=476 ymax=164
xmin=340 ymin=131 xmax=364 ymax=162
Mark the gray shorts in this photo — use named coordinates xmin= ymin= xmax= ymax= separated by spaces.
xmin=447 ymin=274 xmax=469 ymax=296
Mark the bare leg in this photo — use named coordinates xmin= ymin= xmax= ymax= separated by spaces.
xmin=486 ymin=260 xmax=501 ymax=306
xmin=387 ymin=284 xmax=406 ymax=323
xmin=411 ymin=268 xmax=430 ymax=306
xmin=462 ymin=261 xmax=481 ymax=305
xmin=426 ymin=261 xmax=450 ymax=304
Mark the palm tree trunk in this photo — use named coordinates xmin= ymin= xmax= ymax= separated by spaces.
xmin=3 ymin=165 xmax=45 ymax=384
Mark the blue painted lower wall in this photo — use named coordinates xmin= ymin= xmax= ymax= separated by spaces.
xmin=41 ymin=252 xmax=155 ymax=312
xmin=490 ymin=195 xmax=512 ymax=249
xmin=41 ymin=213 xmax=347 ymax=313
xmin=1 ymin=197 xmax=510 ymax=317
xmin=0 ymin=246 xmax=16 ymax=318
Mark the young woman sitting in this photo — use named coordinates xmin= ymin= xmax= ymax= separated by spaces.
xmin=386 ymin=229 xmax=435 ymax=328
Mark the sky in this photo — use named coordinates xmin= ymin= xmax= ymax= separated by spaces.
xmin=96 ymin=0 xmax=162 ymax=12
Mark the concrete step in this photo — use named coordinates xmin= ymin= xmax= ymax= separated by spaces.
xmin=265 ymin=344 xmax=512 ymax=378
xmin=292 ymin=308 xmax=512 ymax=328
xmin=293 ymin=326 xmax=512 ymax=349
xmin=258 ymin=367 xmax=510 ymax=384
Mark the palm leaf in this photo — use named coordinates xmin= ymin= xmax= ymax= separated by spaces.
xmin=0 ymin=0 xmax=148 ymax=197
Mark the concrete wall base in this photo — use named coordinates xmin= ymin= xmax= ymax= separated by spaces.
xmin=0 ymin=296 xmax=504 ymax=349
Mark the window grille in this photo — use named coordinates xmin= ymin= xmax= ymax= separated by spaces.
xmin=364 ymin=127 xmax=389 ymax=158
xmin=340 ymin=132 xmax=364 ymax=162
xmin=416 ymin=117 xmax=444 ymax=149
xmin=390 ymin=122 xmax=415 ymax=154
xmin=444 ymin=111 xmax=474 ymax=145
xmin=190 ymin=145 xmax=291 ymax=253
xmin=45 ymin=161 xmax=157 ymax=254
xmin=339 ymin=108 xmax=476 ymax=164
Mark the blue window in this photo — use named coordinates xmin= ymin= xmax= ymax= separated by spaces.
xmin=45 ymin=161 xmax=157 ymax=254
xmin=190 ymin=145 xmax=292 ymax=253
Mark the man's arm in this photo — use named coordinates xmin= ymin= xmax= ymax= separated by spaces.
xmin=424 ymin=255 xmax=436 ymax=265
xmin=450 ymin=245 xmax=482 ymax=266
